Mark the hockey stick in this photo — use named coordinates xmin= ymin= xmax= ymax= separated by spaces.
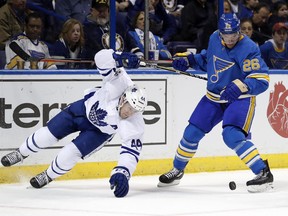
xmin=9 ymin=41 xmax=94 ymax=64
xmin=155 ymin=64 xmax=208 ymax=81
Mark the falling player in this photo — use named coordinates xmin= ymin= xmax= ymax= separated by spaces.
xmin=158 ymin=13 xmax=273 ymax=193
xmin=1 ymin=49 xmax=147 ymax=198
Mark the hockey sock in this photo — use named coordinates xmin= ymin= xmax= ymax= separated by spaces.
xmin=173 ymin=124 xmax=204 ymax=170
xmin=19 ymin=126 xmax=58 ymax=156
xmin=46 ymin=142 xmax=82 ymax=179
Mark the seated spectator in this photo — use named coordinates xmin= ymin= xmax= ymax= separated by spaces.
xmin=251 ymin=3 xmax=271 ymax=46
xmin=54 ymin=0 xmax=91 ymax=39
xmin=172 ymin=0 xmax=216 ymax=51
xmin=260 ymin=22 xmax=288 ymax=69
xmin=27 ymin=0 xmax=59 ymax=44
xmin=5 ymin=12 xmax=57 ymax=69
xmin=128 ymin=0 xmax=178 ymax=44
xmin=55 ymin=0 xmax=91 ymax=24
xmin=268 ymin=1 xmax=288 ymax=30
xmin=238 ymin=0 xmax=259 ymax=20
xmin=0 ymin=0 xmax=29 ymax=50
xmin=240 ymin=18 xmax=254 ymax=39
xmin=129 ymin=11 xmax=172 ymax=60
xmin=83 ymin=0 xmax=143 ymax=62
xmin=161 ymin=0 xmax=189 ymax=31
xmin=49 ymin=18 xmax=86 ymax=69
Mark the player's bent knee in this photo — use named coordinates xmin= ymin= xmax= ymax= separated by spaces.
xmin=183 ymin=124 xmax=205 ymax=143
xmin=222 ymin=126 xmax=245 ymax=149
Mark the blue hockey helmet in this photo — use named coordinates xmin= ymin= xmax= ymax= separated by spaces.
xmin=218 ymin=13 xmax=240 ymax=34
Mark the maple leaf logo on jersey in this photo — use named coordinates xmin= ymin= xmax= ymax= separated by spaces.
xmin=89 ymin=101 xmax=108 ymax=127
xmin=211 ymin=55 xmax=235 ymax=82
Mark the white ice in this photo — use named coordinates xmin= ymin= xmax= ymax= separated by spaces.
xmin=0 ymin=169 xmax=287 ymax=216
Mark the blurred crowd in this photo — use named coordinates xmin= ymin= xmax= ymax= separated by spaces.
xmin=0 ymin=0 xmax=288 ymax=70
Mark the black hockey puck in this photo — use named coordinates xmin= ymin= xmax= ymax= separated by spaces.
xmin=229 ymin=181 xmax=236 ymax=190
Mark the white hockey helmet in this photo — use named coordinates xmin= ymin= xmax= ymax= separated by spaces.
xmin=121 ymin=85 xmax=147 ymax=112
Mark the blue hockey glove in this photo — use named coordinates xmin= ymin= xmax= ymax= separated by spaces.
xmin=220 ymin=79 xmax=249 ymax=103
xmin=172 ymin=52 xmax=196 ymax=72
xmin=109 ymin=166 xmax=130 ymax=198
xmin=113 ymin=52 xmax=140 ymax=69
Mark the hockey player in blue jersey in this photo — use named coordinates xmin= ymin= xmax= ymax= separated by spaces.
xmin=1 ymin=49 xmax=147 ymax=198
xmin=158 ymin=13 xmax=273 ymax=193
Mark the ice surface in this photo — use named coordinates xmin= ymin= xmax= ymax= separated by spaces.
xmin=0 ymin=169 xmax=287 ymax=216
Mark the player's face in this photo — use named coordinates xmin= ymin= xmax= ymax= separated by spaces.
xmin=119 ymin=102 xmax=138 ymax=119
xmin=221 ymin=32 xmax=240 ymax=48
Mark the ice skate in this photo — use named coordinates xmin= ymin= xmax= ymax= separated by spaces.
xmin=158 ymin=168 xmax=184 ymax=187
xmin=246 ymin=160 xmax=274 ymax=193
xmin=1 ymin=149 xmax=27 ymax=167
xmin=30 ymin=171 xmax=52 ymax=188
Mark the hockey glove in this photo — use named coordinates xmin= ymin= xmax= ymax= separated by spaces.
xmin=172 ymin=52 xmax=196 ymax=72
xmin=113 ymin=52 xmax=140 ymax=69
xmin=109 ymin=166 xmax=130 ymax=198
xmin=220 ymin=79 xmax=249 ymax=103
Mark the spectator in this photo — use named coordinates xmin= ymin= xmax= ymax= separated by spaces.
xmin=5 ymin=12 xmax=57 ymax=69
xmin=128 ymin=0 xmax=178 ymax=44
xmin=268 ymin=1 xmax=288 ymax=30
xmin=129 ymin=11 xmax=172 ymax=60
xmin=172 ymin=0 xmax=216 ymax=51
xmin=0 ymin=0 xmax=29 ymax=50
xmin=55 ymin=0 xmax=91 ymax=24
xmin=240 ymin=18 xmax=254 ymax=39
xmin=27 ymin=0 xmax=59 ymax=44
xmin=83 ymin=0 xmax=143 ymax=62
xmin=49 ymin=18 xmax=86 ymax=69
xmin=251 ymin=3 xmax=271 ymax=46
xmin=162 ymin=0 xmax=189 ymax=30
xmin=238 ymin=0 xmax=259 ymax=20
xmin=260 ymin=22 xmax=288 ymax=69
xmin=116 ymin=0 xmax=133 ymax=13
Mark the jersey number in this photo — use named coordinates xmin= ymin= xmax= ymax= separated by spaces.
xmin=243 ymin=59 xmax=260 ymax=72
xmin=131 ymin=139 xmax=142 ymax=150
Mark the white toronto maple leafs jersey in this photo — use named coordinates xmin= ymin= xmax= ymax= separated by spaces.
xmin=84 ymin=49 xmax=145 ymax=174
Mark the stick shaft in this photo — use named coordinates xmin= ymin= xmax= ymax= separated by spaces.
xmin=155 ymin=65 xmax=208 ymax=81
xmin=40 ymin=58 xmax=94 ymax=63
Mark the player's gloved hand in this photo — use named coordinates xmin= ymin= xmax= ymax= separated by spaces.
xmin=109 ymin=166 xmax=130 ymax=198
xmin=172 ymin=52 xmax=196 ymax=72
xmin=113 ymin=52 xmax=140 ymax=69
xmin=220 ymin=79 xmax=249 ymax=103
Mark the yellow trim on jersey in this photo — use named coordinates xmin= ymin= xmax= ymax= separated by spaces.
xmin=6 ymin=55 xmax=23 ymax=69
xmin=246 ymin=74 xmax=270 ymax=82
xmin=243 ymin=97 xmax=256 ymax=133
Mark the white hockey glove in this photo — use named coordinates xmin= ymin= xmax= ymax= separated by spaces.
xmin=109 ymin=166 xmax=130 ymax=198
xmin=220 ymin=79 xmax=249 ymax=103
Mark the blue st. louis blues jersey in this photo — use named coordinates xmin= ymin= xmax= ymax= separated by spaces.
xmin=193 ymin=31 xmax=270 ymax=102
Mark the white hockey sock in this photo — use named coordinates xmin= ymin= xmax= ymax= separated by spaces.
xmin=46 ymin=142 xmax=82 ymax=179
xmin=19 ymin=126 xmax=58 ymax=157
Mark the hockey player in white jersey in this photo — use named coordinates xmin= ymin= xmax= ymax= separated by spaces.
xmin=1 ymin=49 xmax=147 ymax=198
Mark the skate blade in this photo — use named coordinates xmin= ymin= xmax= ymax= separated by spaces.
xmin=157 ymin=180 xmax=181 ymax=187
xmin=247 ymin=182 xmax=274 ymax=193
